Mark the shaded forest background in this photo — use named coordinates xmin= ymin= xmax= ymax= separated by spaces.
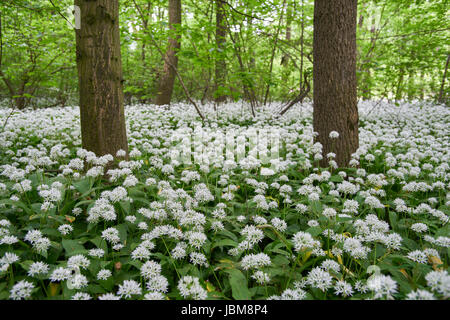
xmin=0 ymin=0 xmax=448 ymax=109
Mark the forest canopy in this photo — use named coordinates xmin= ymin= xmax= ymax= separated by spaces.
xmin=0 ymin=0 xmax=448 ymax=109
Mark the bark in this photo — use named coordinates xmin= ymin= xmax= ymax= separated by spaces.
xmin=438 ymin=53 xmax=450 ymax=104
xmin=263 ymin=0 xmax=287 ymax=105
xmin=313 ymin=0 xmax=359 ymax=168
xmin=75 ymin=0 xmax=129 ymax=158
xmin=281 ymin=0 xmax=292 ymax=67
xmin=395 ymin=68 xmax=405 ymax=101
xmin=214 ymin=0 xmax=227 ymax=103
xmin=299 ymin=0 xmax=304 ymax=90
xmin=155 ymin=0 xmax=182 ymax=105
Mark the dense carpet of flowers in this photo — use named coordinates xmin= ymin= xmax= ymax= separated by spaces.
xmin=0 ymin=100 xmax=449 ymax=300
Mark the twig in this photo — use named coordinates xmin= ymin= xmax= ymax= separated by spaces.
xmin=148 ymin=34 xmax=205 ymax=121
xmin=48 ymin=0 xmax=74 ymax=27
xmin=217 ymin=0 xmax=273 ymax=23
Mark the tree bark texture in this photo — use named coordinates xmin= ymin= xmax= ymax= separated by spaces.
xmin=75 ymin=0 xmax=129 ymax=158
xmin=313 ymin=0 xmax=359 ymax=167
xmin=155 ymin=0 xmax=181 ymax=105
xmin=214 ymin=0 xmax=227 ymax=103
xmin=438 ymin=53 xmax=449 ymax=104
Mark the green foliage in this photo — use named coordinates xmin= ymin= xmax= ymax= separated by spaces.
xmin=1 ymin=0 xmax=447 ymax=107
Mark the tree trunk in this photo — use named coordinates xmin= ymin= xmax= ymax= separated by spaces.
xmin=281 ymin=0 xmax=292 ymax=68
xmin=313 ymin=0 xmax=358 ymax=168
xmin=155 ymin=0 xmax=182 ymax=105
xmin=395 ymin=68 xmax=405 ymax=101
xmin=281 ymin=0 xmax=292 ymax=86
xmin=214 ymin=0 xmax=227 ymax=103
xmin=299 ymin=0 xmax=304 ymax=90
xmin=75 ymin=0 xmax=129 ymax=158
xmin=438 ymin=53 xmax=450 ymax=104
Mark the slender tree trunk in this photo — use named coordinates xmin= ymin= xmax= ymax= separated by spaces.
xmin=281 ymin=0 xmax=292 ymax=86
xmin=313 ymin=0 xmax=358 ymax=168
xmin=263 ymin=0 xmax=287 ymax=105
xmin=299 ymin=0 xmax=304 ymax=90
xmin=75 ymin=0 xmax=129 ymax=158
xmin=419 ymin=72 xmax=425 ymax=100
xmin=214 ymin=0 xmax=227 ymax=103
xmin=155 ymin=0 xmax=182 ymax=105
xmin=438 ymin=53 xmax=450 ymax=104
xmin=281 ymin=0 xmax=292 ymax=67
xmin=395 ymin=68 xmax=405 ymax=101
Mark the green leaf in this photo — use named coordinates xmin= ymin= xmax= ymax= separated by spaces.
xmin=62 ymin=239 xmax=86 ymax=257
xmin=211 ymin=239 xmax=237 ymax=249
xmin=116 ymin=223 xmax=128 ymax=244
xmin=389 ymin=211 xmax=398 ymax=231
xmin=226 ymin=269 xmax=252 ymax=300
xmin=0 ymin=199 xmax=33 ymax=215
xmin=90 ymin=236 xmax=108 ymax=252
xmin=73 ymin=178 xmax=91 ymax=194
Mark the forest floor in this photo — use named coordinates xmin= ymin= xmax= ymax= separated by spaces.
xmin=0 ymin=100 xmax=448 ymax=300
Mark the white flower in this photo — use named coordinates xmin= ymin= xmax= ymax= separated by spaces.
xmin=425 ymin=270 xmax=450 ymax=296
xmin=97 ymin=269 xmax=112 ymax=280
xmin=67 ymin=254 xmax=90 ymax=270
xmin=411 ymin=223 xmax=428 ymax=233
xmin=406 ymin=250 xmax=427 ymax=264
xmin=240 ymin=253 xmax=271 ymax=270
xmin=71 ymin=292 xmax=92 ymax=300
xmin=28 ymin=261 xmax=49 ymax=277
xmin=131 ymin=246 xmax=151 ymax=260
xmin=116 ymin=149 xmax=127 ymax=157
xmin=10 ymin=280 xmax=34 ymax=300
xmin=177 ymin=276 xmax=207 ymax=300
xmin=334 ymin=280 xmax=353 ymax=297
xmin=320 ymin=259 xmax=341 ymax=273
xmin=117 ymin=280 xmax=142 ymax=298
xmin=189 ymin=252 xmax=209 ymax=268
xmin=58 ymin=224 xmax=73 ymax=235
xmin=406 ymin=289 xmax=435 ymax=300
xmin=367 ymin=274 xmax=398 ymax=299
xmin=251 ymin=271 xmax=271 ymax=285
xmin=306 ymin=267 xmax=333 ymax=291
xmin=146 ymin=275 xmax=169 ymax=293
xmin=88 ymin=248 xmax=105 ymax=258
xmin=49 ymin=267 xmax=72 ymax=282
xmin=140 ymin=260 xmax=162 ymax=279
xmin=98 ymin=293 xmax=121 ymax=300
xmin=101 ymin=227 xmax=121 ymax=244
xmin=1 ymin=252 xmax=19 ymax=264
xmin=144 ymin=292 xmax=165 ymax=300
xmin=292 ymin=231 xmax=320 ymax=252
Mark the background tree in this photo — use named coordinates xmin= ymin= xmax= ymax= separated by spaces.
xmin=75 ymin=0 xmax=129 ymax=158
xmin=155 ymin=0 xmax=182 ymax=105
xmin=0 ymin=0 xmax=448 ymax=108
xmin=214 ymin=0 xmax=227 ymax=103
xmin=313 ymin=0 xmax=359 ymax=167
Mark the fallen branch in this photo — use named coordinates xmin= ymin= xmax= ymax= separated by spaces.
xmin=278 ymin=73 xmax=310 ymax=117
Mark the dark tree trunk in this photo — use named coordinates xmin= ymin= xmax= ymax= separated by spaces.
xmin=438 ymin=53 xmax=450 ymax=104
xmin=299 ymin=0 xmax=304 ymax=90
xmin=155 ymin=0 xmax=182 ymax=105
xmin=75 ymin=0 xmax=129 ymax=158
xmin=395 ymin=68 xmax=405 ymax=101
xmin=313 ymin=0 xmax=359 ymax=168
xmin=214 ymin=0 xmax=227 ymax=103
xmin=281 ymin=0 xmax=292 ymax=67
